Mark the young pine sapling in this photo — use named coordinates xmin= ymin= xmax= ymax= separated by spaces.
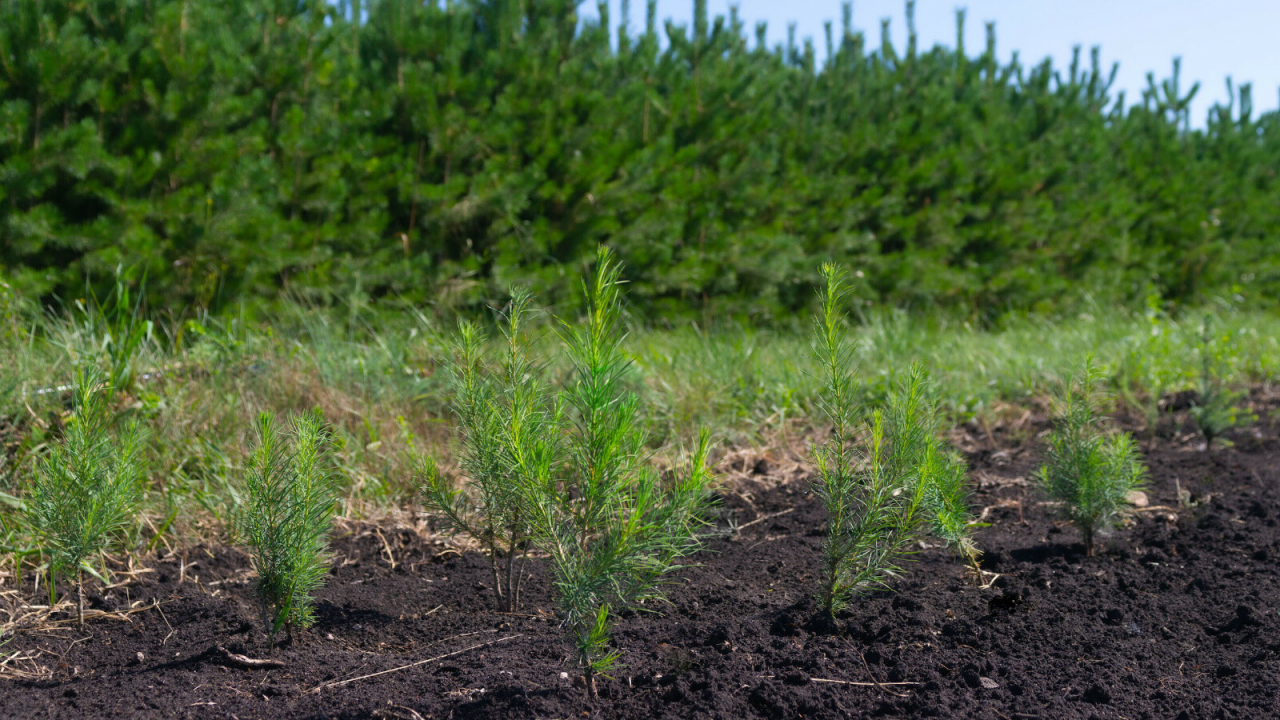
xmin=239 ymin=412 xmax=338 ymax=645
xmin=25 ymin=365 xmax=145 ymax=628
xmin=812 ymin=264 xmax=979 ymax=614
xmin=417 ymin=289 xmax=554 ymax=613
xmin=1037 ymin=361 xmax=1146 ymax=556
xmin=523 ymin=248 xmax=716 ymax=698
xmin=1189 ymin=315 xmax=1253 ymax=451
xmin=920 ymin=443 xmax=983 ymax=581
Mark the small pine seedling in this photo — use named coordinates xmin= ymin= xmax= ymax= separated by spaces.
xmin=1037 ymin=360 xmax=1146 ymax=556
xmin=812 ymin=264 xmax=980 ymax=613
xmin=524 ymin=247 xmax=716 ymax=698
xmin=24 ymin=365 xmax=145 ymax=628
xmin=920 ymin=443 xmax=983 ymax=581
xmin=239 ymin=412 xmax=337 ymax=644
xmin=417 ymin=288 xmax=555 ymax=613
xmin=1189 ymin=316 xmax=1253 ymax=451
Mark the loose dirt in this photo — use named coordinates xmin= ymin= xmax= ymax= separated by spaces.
xmin=2 ymin=401 xmax=1278 ymax=719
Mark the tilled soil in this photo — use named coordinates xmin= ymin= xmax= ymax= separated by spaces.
xmin=2 ymin=406 xmax=1279 ymax=719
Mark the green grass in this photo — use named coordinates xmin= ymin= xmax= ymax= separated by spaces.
xmin=0 ymin=285 xmax=1278 ymax=557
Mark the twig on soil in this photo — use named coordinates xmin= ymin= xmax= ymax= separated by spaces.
xmin=372 ymin=706 xmax=427 ymax=720
xmin=0 ymin=648 xmax=53 ymax=681
xmin=155 ymin=600 xmax=175 ymax=644
xmin=973 ymin=499 xmax=1024 ymax=525
xmin=1 ymin=594 xmax=174 ymax=636
xmin=811 ymin=677 xmax=920 ymax=687
xmin=859 ymin=650 xmax=910 ymax=697
xmin=735 ymin=508 xmax=796 ymax=533
xmin=375 ymin=528 xmax=398 ymax=570
xmin=310 ymin=634 xmax=522 ymax=692
xmin=745 ymin=534 xmax=789 ymax=550
xmin=214 ymin=645 xmax=285 ymax=669
xmin=969 ymin=565 xmax=1001 ymax=589
xmin=839 ymin=635 xmax=912 ymax=698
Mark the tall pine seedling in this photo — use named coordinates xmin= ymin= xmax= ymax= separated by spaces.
xmin=524 ymin=247 xmax=716 ymax=698
xmin=417 ymin=288 xmax=555 ymax=612
xmin=812 ymin=264 xmax=979 ymax=614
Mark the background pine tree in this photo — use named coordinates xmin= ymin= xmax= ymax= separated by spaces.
xmin=2 ymin=0 xmax=1277 ymax=322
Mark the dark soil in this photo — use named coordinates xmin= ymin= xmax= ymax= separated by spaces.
xmin=3 ymin=401 xmax=1279 ymax=719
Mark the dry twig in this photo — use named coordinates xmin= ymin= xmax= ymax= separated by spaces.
xmin=311 ymin=634 xmax=522 ymax=692
xmin=214 ymin=645 xmax=285 ymax=669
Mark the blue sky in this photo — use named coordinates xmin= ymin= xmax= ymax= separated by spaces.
xmin=581 ymin=0 xmax=1280 ymax=127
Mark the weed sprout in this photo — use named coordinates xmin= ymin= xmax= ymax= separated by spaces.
xmin=239 ymin=412 xmax=337 ymax=645
xmin=1037 ymin=360 xmax=1146 ymax=556
xmin=24 ymin=365 xmax=145 ymax=627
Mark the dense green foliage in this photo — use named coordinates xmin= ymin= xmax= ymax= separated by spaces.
xmin=2 ymin=0 xmax=1278 ymax=322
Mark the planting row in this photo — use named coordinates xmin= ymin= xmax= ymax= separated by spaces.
xmin=6 ymin=251 xmax=1243 ymax=696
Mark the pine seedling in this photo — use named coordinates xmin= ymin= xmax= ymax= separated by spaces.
xmin=523 ymin=247 xmax=716 ymax=698
xmin=812 ymin=264 xmax=980 ymax=612
xmin=1189 ymin=316 xmax=1253 ymax=451
xmin=24 ymin=365 xmax=145 ymax=628
xmin=920 ymin=442 xmax=983 ymax=581
xmin=239 ymin=412 xmax=337 ymax=644
xmin=1037 ymin=360 xmax=1146 ymax=556
xmin=812 ymin=264 xmax=935 ymax=615
xmin=417 ymin=289 xmax=554 ymax=612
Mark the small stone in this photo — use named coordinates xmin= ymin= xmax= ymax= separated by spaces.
xmin=1126 ymin=491 xmax=1149 ymax=508
xmin=560 ymin=672 xmax=570 ymax=680
xmin=979 ymin=676 xmax=999 ymax=689
xmin=326 ymin=633 xmax=336 ymax=640
xmin=136 ymin=652 xmax=145 ymax=662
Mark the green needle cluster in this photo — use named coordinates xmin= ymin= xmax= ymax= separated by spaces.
xmin=1189 ymin=315 xmax=1254 ymax=450
xmin=239 ymin=412 xmax=338 ymax=644
xmin=25 ymin=365 xmax=145 ymax=628
xmin=417 ymin=288 xmax=553 ymax=613
xmin=527 ymin=248 xmax=715 ymax=696
xmin=420 ymin=247 xmax=716 ymax=696
xmin=1037 ymin=359 xmax=1147 ymax=556
xmin=812 ymin=264 xmax=980 ymax=615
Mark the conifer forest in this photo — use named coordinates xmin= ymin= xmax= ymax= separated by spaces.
xmin=1 ymin=2 xmax=1279 ymax=719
